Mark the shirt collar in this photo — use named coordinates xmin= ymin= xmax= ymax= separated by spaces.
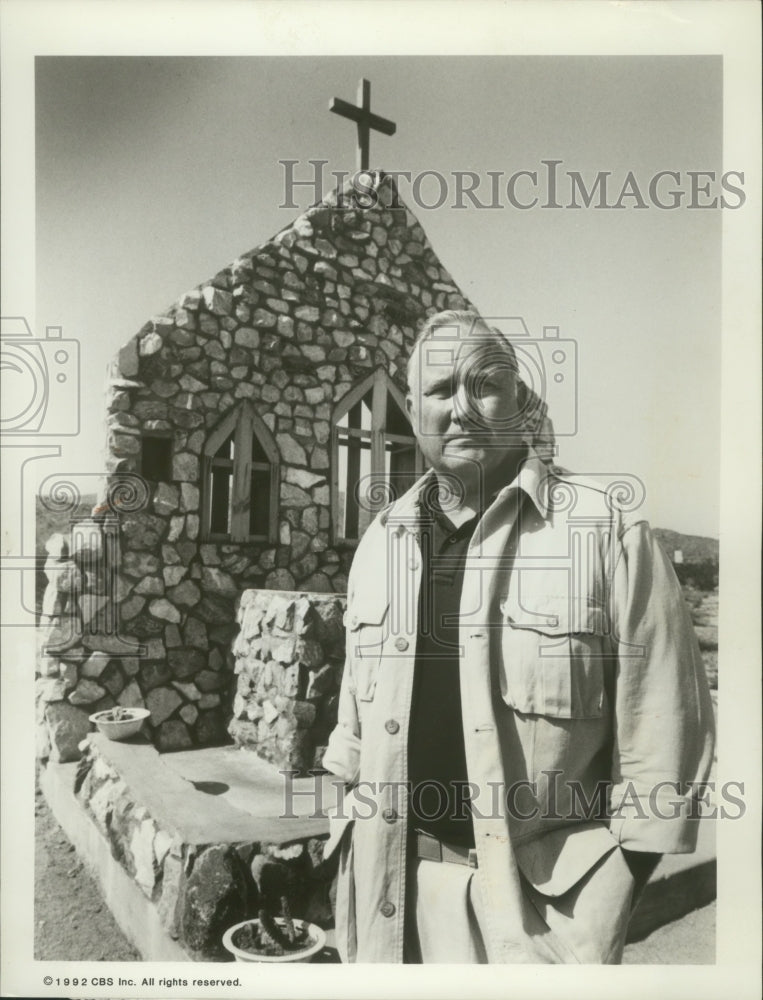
xmin=380 ymin=447 xmax=554 ymax=535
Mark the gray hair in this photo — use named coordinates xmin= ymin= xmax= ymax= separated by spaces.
xmin=406 ymin=310 xmax=519 ymax=389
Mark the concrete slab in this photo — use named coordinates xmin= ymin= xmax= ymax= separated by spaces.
xmin=90 ymin=734 xmax=333 ymax=845
xmin=161 ymin=743 xmax=343 ymax=824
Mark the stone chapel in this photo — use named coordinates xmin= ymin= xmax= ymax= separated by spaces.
xmin=37 ymin=170 xmax=555 ymax=766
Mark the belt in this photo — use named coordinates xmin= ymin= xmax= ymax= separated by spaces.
xmin=414 ymin=830 xmax=478 ymax=869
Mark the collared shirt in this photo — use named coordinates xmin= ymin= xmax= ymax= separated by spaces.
xmin=323 ymin=450 xmax=716 ymax=964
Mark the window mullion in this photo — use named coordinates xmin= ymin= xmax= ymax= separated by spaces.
xmin=371 ymin=370 xmax=386 ymax=478
xmin=231 ymin=411 xmax=253 ymax=542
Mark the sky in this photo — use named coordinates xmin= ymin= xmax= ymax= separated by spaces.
xmin=34 ymin=54 xmax=722 ymax=537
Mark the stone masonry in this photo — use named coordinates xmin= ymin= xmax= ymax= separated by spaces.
xmin=229 ymin=590 xmax=346 ymax=775
xmin=36 ymin=171 xmax=556 ymax=759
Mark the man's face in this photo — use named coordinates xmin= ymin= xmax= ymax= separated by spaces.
xmin=406 ymin=326 xmax=523 ymax=491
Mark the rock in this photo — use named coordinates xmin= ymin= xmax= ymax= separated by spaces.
xmin=276 ymin=433 xmax=307 ymax=466
xmin=163 ymin=565 xmax=187 ymax=587
xmin=148 ymin=599 xmax=181 ymax=623
xmin=167 ymin=580 xmax=201 ymax=607
xmin=156 ymin=720 xmax=192 ymax=752
xmin=45 ymin=703 xmax=91 ymax=762
xmin=199 ymin=545 xmax=220 ymax=566
xmin=118 ymin=681 xmax=145 ymax=709
xmin=264 ymin=569 xmax=295 ymax=590
xmin=285 ymin=468 xmax=325 ymax=490
xmin=202 ymin=286 xmax=232 ymax=316
xmin=36 ymin=676 xmax=68 ymax=708
xmin=168 ymin=648 xmax=207 ymax=680
xmin=135 ymin=576 xmax=165 ymax=596
xmin=195 ymin=670 xmax=225 ymax=693
xmin=141 ymin=661 xmax=172 ymax=691
xmin=180 ymin=483 xmax=200 ymax=512
xmin=165 ymin=623 xmax=182 ymax=648
xmin=69 ymin=679 xmax=106 ymax=705
xmin=157 ymin=851 xmax=184 ymax=934
xmin=168 ymin=516 xmax=185 ymax=541
xmin=173 ymin=682 xmax=201 ymax=701
xmin=295 ymin=305 xmax=320 ymax=322
xmin=79 ymin=594 xmax=109 ymax=627
xmin=281 ymin=483 xmax=311 ymax=508
xmin=201 ymin=567 xmax=237 ymax=595
xmin=183 ymin=617 xmax=208 ymax=649
xmin=195 ymin=709 xmax=224 ymax=745
xmin=121 ymin=595 xmax=146 ymax=621
xmin=139 ymin=332 xmax=163 ymax=356
xmin=153 ymin=483 xmax=180 ymax=515
xmin=178 ymin=845 xmax=249 ymax=959
xmin=118 ymin=338 xmax=139 ymax=377
xmin=172 ymin=453 xmax=199 ymax=482
xmin=146 ymin=687 xmax=182 ymax=726
xmin=180 ymin=705 xmax=199 ymax=726
xmin=127 ymin=818 xmax=159 ymax=898
xmin=81 ymin=651 xmax=112 ymax=680
xmin=82 ymin=632 xmax=139 ymax=654
xmin=122 ymin=552 xmax=160 ymax=577
xmin=185 ymin=515 xmax=200 ymax=540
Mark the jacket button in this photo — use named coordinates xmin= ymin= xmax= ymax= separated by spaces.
xmin=385 ymin=719 xmax=400 ymax=734
xmin=380 ymin=901 xmax=396 ymax=917
xmin=382 ymin=807 xmax=397 ymax=823
xmin=394 ymin=637 xmax=409 ymax=652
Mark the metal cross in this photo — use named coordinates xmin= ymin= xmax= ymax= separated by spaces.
xmin=329 ymin=78 xmax=397 ymax=172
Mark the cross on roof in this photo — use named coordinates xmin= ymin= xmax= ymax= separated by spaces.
xmin=329 ymin=78 xmax=397 ymax=172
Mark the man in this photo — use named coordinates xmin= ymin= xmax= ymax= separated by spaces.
xmin=322 ymin=310 xmax=715 ymax=963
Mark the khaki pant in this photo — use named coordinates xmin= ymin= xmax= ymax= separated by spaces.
xmin=404 ymin=857 xmax=488 ymax=963
xmin=403 ymin=845 xmax=636 ymax=964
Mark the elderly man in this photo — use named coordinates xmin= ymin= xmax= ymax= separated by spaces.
xmin=322 ymin=310 xmax=715 ymax=964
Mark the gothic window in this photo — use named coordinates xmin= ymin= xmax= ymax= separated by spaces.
xmin=331 ymin=368 xmax=422 ymax=544
xmin=202 ymin=403 xmax=279 ymax=543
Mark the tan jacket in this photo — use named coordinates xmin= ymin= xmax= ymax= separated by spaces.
xmin=323 ymin=454 xmax=715 ymax=963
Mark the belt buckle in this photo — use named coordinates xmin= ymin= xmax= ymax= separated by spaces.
xmin=416 ymin=831 xmax=443 ymax=863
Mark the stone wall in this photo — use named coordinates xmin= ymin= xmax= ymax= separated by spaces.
xmin=229 ymin=590 xmax=347 ymax=774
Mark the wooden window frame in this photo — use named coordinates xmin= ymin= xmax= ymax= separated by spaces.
xmin=331 ymin=368 xmax=423 ymax=547
xmin=201 ymin=402 xmax=279 ymax=544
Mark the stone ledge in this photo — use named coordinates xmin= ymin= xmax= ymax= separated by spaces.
xmin=41 ymin=736 xmax=336 ymax=961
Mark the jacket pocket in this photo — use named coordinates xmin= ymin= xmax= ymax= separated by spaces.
xmin=499 ymin=593 xmax=608 ymax=719
xmin=346 ymin=593 xmax=389 ymax=702
xmin=514 ymin=821 xmax=619 ymax=897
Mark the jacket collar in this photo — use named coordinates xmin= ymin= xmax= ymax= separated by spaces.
xmin=380 ymin=449 xmax=555 ymax=535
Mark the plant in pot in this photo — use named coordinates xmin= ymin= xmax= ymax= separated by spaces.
xmin=222 ymin=854 xmax=326 ymax=963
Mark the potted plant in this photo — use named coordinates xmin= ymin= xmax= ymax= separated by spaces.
xmin=222 ymin=855 xmax=326 ymax=963
xmin=89 ymin=706 xmax=150 ymax=741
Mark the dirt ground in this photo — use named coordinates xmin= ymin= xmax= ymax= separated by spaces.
xmin=34 ymin=779 xmax=139 ymax=962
